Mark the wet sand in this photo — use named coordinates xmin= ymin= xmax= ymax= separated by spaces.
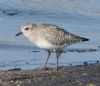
xmin=0 ymin=63 xmax=100 ymax=86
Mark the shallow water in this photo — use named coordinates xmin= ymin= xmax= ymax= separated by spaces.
xmin=0 ymin=0 xmax=100 ymax=70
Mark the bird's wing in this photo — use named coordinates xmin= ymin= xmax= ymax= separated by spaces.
xmin=41 ymin=24 xmax=89 ymax=45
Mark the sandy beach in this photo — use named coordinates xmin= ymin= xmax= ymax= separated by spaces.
xmin=0 ymin=63 xmax=99 ymax=86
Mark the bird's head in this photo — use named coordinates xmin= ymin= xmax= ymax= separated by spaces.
xmin=16 ymin=22 xmax=37 ymax=37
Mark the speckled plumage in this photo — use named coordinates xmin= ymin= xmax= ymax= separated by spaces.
xmin=39 ymin=24 xmax=85 ymax=46
xmin=16 ymin=22 xmax=89 ymax=70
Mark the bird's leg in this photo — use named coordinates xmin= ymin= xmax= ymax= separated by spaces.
xmin=44 ymin=50 xmax=51 ymax=69
xmin=56 ymin=49 xmax=71 ymax=72
xmin=56 ymin=49 xmax=63 ymax=70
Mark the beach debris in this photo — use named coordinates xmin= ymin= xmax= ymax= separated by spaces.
xmin=83 ymin=62 xmax=88 ymax=66
xmin=8 ymin=68 xmax=21 ymax=71
xmin=96 ymin=60 xmax=99 ymax=64
xmin=32 ymin=50 xmax=40 ymax=53
xmin=3 ymin=9 xmax=18 ymax=16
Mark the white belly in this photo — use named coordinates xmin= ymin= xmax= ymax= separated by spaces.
xmin=28 ymin=35 xmax=68 ymax=49
xmin=29 ymin=35 xmax=54 ymax=49
xmin=35 ymin=40 xmax=53 ymax=49
xmin=34 ymin=40 xmax=68 ymax=49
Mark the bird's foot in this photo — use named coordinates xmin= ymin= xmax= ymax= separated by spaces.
xmin=43 ymin=67 xmax=49 ymax=70
xmin=56 ymin=67 xmax=60 ymax=71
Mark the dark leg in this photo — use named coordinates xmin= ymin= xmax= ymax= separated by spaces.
xmin=44 ymin=50 xmax=51 ymax=69
xmin=56 ymin=49 xmax=63 ymax=70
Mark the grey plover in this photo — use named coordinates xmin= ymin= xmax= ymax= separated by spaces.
xmin=16 ymin=22 xmax=89 ymax=69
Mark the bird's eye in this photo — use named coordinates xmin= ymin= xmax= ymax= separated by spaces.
xmin=25 ymin=28 xmax=29 ymax=30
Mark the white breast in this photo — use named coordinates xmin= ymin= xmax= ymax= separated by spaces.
xmin=35 ymin=39 xmax=53 ymax=49
xmin=28 ymin=34 xmax=68 ymax=50
xmin=29 ymin=35 xmax=53 ymax=49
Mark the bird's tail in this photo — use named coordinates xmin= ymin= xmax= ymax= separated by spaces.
xmin=81 ymin=37 xmax=89 ymax=41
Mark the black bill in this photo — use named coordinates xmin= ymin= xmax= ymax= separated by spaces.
xmin=15 ymin=32 xmax=23 ymax=37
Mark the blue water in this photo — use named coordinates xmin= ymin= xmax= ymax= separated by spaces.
xmin=0 ymin=0 xmax=100 ymax=70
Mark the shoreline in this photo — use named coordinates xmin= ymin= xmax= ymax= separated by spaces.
xmin=0 ymin=63 xmax=100 ymax=86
